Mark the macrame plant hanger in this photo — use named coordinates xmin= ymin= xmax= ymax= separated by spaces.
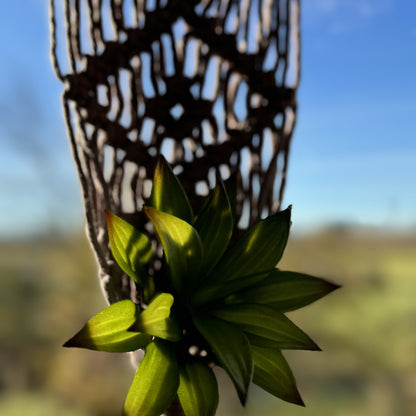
xmin=50 ymin=0 xmax=300 ymax=304
xmin=50 ymin=2 xmax=300 ymax=407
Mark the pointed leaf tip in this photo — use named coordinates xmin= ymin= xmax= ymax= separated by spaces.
xmin=252 ymin=345 xmax=305 ymax=406
xmin=252 ymin=346 xmax=305 ymax=406
xmin=212 ymin=303 xmax=320 ymax=351
xmin=208 ymin=206 xmax=292 ymax=283
xmin=223 ymin=170 xmax=240 ymax=223
xmin=226 ymin=270 xmax=340 ymax=312
xmin=194 ymin=178 xmax=233 ymax=275
xmin=151 ymin=156 xmax=193 ymax=223
xmin=63 ymin=300 xmax=151 ymax=352
xmin=195 ymin=207 xmax=292 ymax=305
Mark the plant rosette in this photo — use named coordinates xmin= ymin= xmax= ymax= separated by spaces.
xmin=64 ymin=156 xmax=339 ymax=416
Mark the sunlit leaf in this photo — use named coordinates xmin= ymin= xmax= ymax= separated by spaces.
xmin=211 ymin=303 xmax=319 ymax=351
xmin=143 ymin=206 xmax=203 ymax=295
xmin=252 ymin=345 xmax=304 ymax=406
xmin=133 ymin=293 xmax=181 ymax=341
xmin=123 ymin=340 xmax=179 ymax=416
xmin=178 ymin=362 xmax=219 ymax=416
xmin=226 ymin=270 xmax=340 ymax=311
xmin=195 ymin=208 xmax=291 ymax=303
xmin=193 ymin=314 xmax=252 ymax=405
xmin=150 ymin=155 xmax=193 ymax=223
xmin=193 ymin=179 xmax=233 ymax=275
xmin=63 ymin=300 xmax=151 ymax=352
xmin=105 ymin=210 xmax=152 ymax=285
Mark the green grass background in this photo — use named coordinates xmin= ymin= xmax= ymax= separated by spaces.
xmin=1 ymin=227 xmax=415 ymax=415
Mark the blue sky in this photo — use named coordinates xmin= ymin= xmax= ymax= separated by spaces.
xmin=0 ymin=0 xmax=415 ymax=238
xmin=283 ymin=0 xmax=416 ymax=230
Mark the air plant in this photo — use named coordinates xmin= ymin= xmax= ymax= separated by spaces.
xmin=65 ymin=156 xmax=339 ymax=416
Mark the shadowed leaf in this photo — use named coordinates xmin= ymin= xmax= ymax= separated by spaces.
xmin=178 ymin=362 xmax=219 ymax=416
xmin=252 ymin=345 xmax=304 ymax=406
xmin=212 ymin=303 xmax=319 ymax=351
xmin=193 ymin=314 xmax=252 ymax=405
xmin=193 ymin=270 xmax=271 ymax=307
xmin=194 ymin=208 xmax=291 ymax=304
xmin=209 ymin=206 xmax=291 ymax=282
xmin=193 ymin=179 xmax=233 ymax=275
xmin=226 ymin=270 xmax=340 ymax=311
xmin=223 ymin=171 xmax=240 ymax=224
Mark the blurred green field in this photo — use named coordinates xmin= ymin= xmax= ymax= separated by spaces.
xmin=1 ymin=227 xmax=415 ymax=415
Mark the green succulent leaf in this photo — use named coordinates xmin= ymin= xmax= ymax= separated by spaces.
xmin=133 ymin=293 xmax=181 ymax=342
xmin=193 ymin=179 xmax=233 ymax=275
xmin=252 ymin=345 xmax=304 ymax=406
xmin=193 ymin=314 xmax=252 ymax=406
xmin=195 ymin=207 xmax=291 ymax=304
xmin=212 ymin=206 xmax=291 ymax=280
xmin=178 ymin=362 xmax=219 ymax=416
xmin=105 ymin=210 xmax=152 ymax=285
xmin=226 ymin=270 xmax=340 ymax=312
xmin=142 ymin=275 xmax=156 ymax=304
xmin=123 ymin=340 xmax=179 ymax=416
xmin=143 ymin=206 xmax=203 ymax=295
xmin=211 ymin=303 xmax=319 ymax=351
xmin=193 ymin=270 xmax=271 ymax=307
xmin=63 ymin=300 xmax=151 ymax=352
xmin=223 ymin=171 xmax=240 ymax=223
xmin=150 ymin=155 xmax=193 ymax=223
